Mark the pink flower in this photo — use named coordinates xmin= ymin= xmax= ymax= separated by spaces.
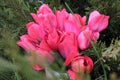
xmin=45 ymin=28 xmax=60 ymax=50
xmin=56 ymin=9 xmax=86 ymax=36
xmin=67 ymin=55 xmax=93 ymax=80
xmin=29 ymin=48 xmax=54 ymax=71
xmin=26 ymin=22 xmax=46 ymax=40
xmin=64 ymin=14 xmax=83 ymax=36
xmin=68 ymin=69 xmax=78 ymax=80
xmin=26 ymin=22 xmax=60 ymax=51
xmin=17 ymin=4 xmax=59 ymax=70
xmin=17 ymin=35 xmax=37 ymax=51
xmin=56 ymin=9 xmax=69 ymax=31
xmin=73 ymin=14 xmax=86 ymax=27
xmin=56 ymin=9 xmax=109 ymax=51
xmin=88 ymin=10 xmax=109 ymax=32
xmin=31 ymin=4 xmax=57 ymax=28
xmin=17 ymin=34 xmax=54 ymax=70
xmin=58 ymin=32 xmax=79 ymax=59
xmin=17 ymin=4 xmax=110 ymax=78
xmin=71 ymin=55 xmax=93 ymax=73
xmin=57 ymin=32 xmax=82 ymax=66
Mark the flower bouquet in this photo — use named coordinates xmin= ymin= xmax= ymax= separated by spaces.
xmin=17 ymin=4 xmax=109 ymax=80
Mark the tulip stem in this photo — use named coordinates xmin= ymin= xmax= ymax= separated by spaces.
xmin=94 ymin=57 xmax=103 ymax=65
xmin=65 ymin=2 xmax=73 ymax=14
xmin=91 ymin=41 xmax=107 ymax=80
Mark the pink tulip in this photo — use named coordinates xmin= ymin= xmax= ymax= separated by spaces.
xmin=27 ymin=24 xmax=60 ymax=51
xmin=39 ymin=39 xmax=51 ymax=52
xmin=73 ymin=14 xmax=86 ymax=27
xmin=71 ymin=55 xmax=94 ymax=73
xmin=26 ymin=22 xmax=46 ymax=40
xmin=17 ymin=35 xmax=37 ymax=51
xmin=31 ymin=4 xmax=57 ymax=28
xmin=17 ymin=4 xmax=110 ymax=78
xmin=56 ymin=9 xmax=86 ymax=36
xmin=37 ymin=4 xmax=52 ymax=14
xmin=58 ymin=32 xmax=79 ymax=59
xmin=29 ymin=48 xmax=54 ymax=71
xmin=67 ymin=69 xmax=77 ymax=80
xmin=56 ymin=9 xmax=69 ymax=31
xmin=64 ymin=14 xmax=83 ymax=36
xmin=45 ymin=28 xmax=60 ymax=50
xmin=30 ymin=4 xmax=52 ymax=25
xmin=78 ymin=27 xmax=99 ymax=50
xmin=57 ymin=32 xmax=81 ymax=66
xmin=67 ymin=55 xmax=93 ymax=80
xmin=17 ymin=34 xmax=54 ymax=70
xmin=88 ymin=10 xmax=109 ymax=32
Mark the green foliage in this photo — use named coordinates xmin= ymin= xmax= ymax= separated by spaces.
xmin=0 ymin=0 xmax=29 ymax=39
xmin=83 ymin=39 xmax=120 ymax=79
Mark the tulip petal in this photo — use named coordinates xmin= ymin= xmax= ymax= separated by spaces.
xmin=46 ymin=28 xmax=59 ymax=50
xmin=17 ymin=35 xmax=36 ymax=51
xmin=37 ymin=4 xmax=53 ymax=14
xmin=56 ymin=9 xmax=69 ymax=30
xmin=27 ymin=22 xmax=46 ymax=40
xmin=88 ymin=10 xmax=109 ymax=32
xmin=64 ymin=14 xmax=82 ymax=36
xmin=78 ymin=30 xmax=91 ymax=50
xmin=58 ymin=32 xmax=78 ymax=58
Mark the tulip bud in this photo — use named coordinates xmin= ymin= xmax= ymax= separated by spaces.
xmin=71 ymin=56 xmax=93 ymax=73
